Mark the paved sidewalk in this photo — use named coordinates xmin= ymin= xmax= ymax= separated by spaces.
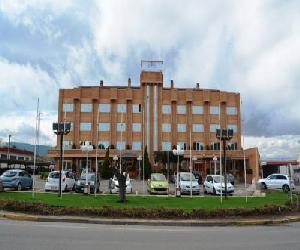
xmin=1 ymin=210 xmax=300 ymax=227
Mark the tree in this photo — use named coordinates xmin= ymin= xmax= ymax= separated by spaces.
xmin=141 ymin=146 xmax=152 ymax=179
xmin=100 ymin=147 xmax=112 ymax=179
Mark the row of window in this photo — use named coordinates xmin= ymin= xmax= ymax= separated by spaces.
xmin=63 ymin=140 xmax=237 ymax=151
xmin=63 ymin=103 xmax=237 ymax=115
xmin=78 ymin=122 xmax=237 ymax=133
xmin=0 ymin=154 xmax=31 ymax=161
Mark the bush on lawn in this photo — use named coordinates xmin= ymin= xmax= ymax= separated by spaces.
xmin=39 ymin=172 xmax=49 ymax=180
xmin=0 ymin=199 xmax=295 ymax=219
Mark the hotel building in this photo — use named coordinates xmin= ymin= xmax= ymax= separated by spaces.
xmin=48 ymin=62 xmax=259 ymax=182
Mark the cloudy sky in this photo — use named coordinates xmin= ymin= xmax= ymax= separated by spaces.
xmin=0 ymin=0 xmax=300 ymax=159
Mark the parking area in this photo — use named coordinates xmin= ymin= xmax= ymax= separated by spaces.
xmin=29 ymin=175 xmax=300 ymax=196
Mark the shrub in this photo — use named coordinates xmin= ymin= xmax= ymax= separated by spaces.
xmin=39 ymin=172 xmax=49 ymax=180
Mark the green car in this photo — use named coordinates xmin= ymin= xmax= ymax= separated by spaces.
xmin=147 ymin=173 xmax=169 ymax=194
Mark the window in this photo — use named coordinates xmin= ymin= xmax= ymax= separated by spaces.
xmin=228 ymin=142 xmax=237 ymax=150
xmin=193 ymin=142 xmax=204 ymax=151
xmin=192 ymin=105 xmax=203 ymax=114
xmin=1 ymin=154 xmax=7 ymax=159
xmin=132 ymin=104 xmax=142 ymax=113
xmin=227 ymin=124 xmax=237 ymax=133
xmin=226 ymin=106 xmax=237 ymax=115
xmin=162 ymin=104 xmax=171 ymax=114
xmin=98 ymin=141 xmax=110 ymax=149
xmin=177 ymin=124 xmax=186 ymax=132
xmin=162 ymin=123 xmax=171 ymax=132
xmin=81 ymin=103 xmax=92 ymax=112
xmin=62 ymin=103 xmax=73 ymax=112
xmin=117 ymin=123 xmax=126 ymax=132
xmin=210 ymin=124 xmax=220 ymax=132
xmin=162 ymin=141 xmax=171 ymax=151
xmin=117 ymin=104 xmax=126 ymax=113
xmin=177 ymin=142 xmax=186 ymax=150
xmin=193 ymin=124 xmax=204 ymax=132
xmin=210 ymin=106 xmax=219 ymax=115
xmin=132 ymin=123 xmax=141 ymax=132
xmin=99 ymin=104 xmax=110 ymax=113
xmin=210 ymin=142 xmax=220 ymax=150
xmin=80 ymin=123 xmax=91 ymax=131
xmin=276 ymin=175 xmax=287 ymax=180
xmin=177 ymin=105 xmax=186 ymax=114
xmin=18 ymin=156 xmax=24 ymax=160
xmin=69 ymin=122 xmax=73 ymax=131
xmin=132 ymin=141 xmax=141 ymax=150
xmin=63 ymin=140 xmax=73 ymax=149
xmin=98 ymin=123 xmax=110 ymax=131
xmin=116 ymin=141 xmax=125 ymax=150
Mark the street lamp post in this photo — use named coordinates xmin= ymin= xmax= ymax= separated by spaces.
xmin=190 ymin=156 xmax=197 ymax=197
xmin=80 ymin=141 xmax=93 ymax=195
xmin=137 ymin=155 xmax=142 ymax=181
xmin=53 ymin=122 xmax=71 ymax=198
xmin=173 ymin=145 xmax=184 ymax=197
xmin=216 ymin=129 xmax=233 ymax=199
xmin=213 ymin=155 xmax=217 ymax=175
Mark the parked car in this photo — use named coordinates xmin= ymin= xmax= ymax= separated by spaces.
xmin=147 ymin=173 xmax=169 ymax=194
xmin=203 ymin=175 xmax=234 ymax=195
xmin=0 ymin=169 xmax=33 ymax=191
xmin=0 ymin=179 xmax=4 ymax=192
xmin=44 ymin=170 xmax=75 ymax=192
xmin=175 ymin=172 xmax=200 ymax=195
xmin=226 ymin=173 xmax=235 ymax=185
xmin=258 ymin=174 xmax=294 ymax=192
xmin=75 ymin=172 xmax=100 ymax=193
xmin=109 ymin=173 xmax=132 ymax=194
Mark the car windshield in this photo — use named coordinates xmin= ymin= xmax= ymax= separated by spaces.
xmin=151 ymin=174 xmax=166 ymax=181
xmin=80 ymin=175 xmax=95 ymax=181
xmin=49 ymin=172 xmax=60 ymax=179
xmin=3 ymin=171 xmax=17 ymax=177
xmin=213 ymin=176 xmax=225 ymax=183
xmin=180 ymin=173 xmax=196 ymax=181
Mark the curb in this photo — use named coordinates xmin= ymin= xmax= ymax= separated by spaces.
xmin=1 ymin=211 xmax=300 ymax=227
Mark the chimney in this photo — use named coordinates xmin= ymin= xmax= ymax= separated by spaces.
xmin=170 ymin=80 xmax=174 ymax=88
xmin=128 ymin=78 xmax=131 ymax=87
xmin=196 ymin=83 xmax=200 ymax=89
xmin=100 ymin=80 xmax=103 ymax=87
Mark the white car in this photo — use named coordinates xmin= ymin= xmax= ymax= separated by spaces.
xmin=175 ymin=172 xmax=200 ymax=195
xmin=203 ymin=175 xmax=234 ymax=195
xmin=258 ymin=174 xmax=294 ymax=192
xmin=45 ymin=170 xmax=75 ymax=192
xmin=109 ymin=174 xmax=132 ymax=194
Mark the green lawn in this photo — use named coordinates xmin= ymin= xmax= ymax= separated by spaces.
xmin=0 ymin=192 xmax=290 ymax=210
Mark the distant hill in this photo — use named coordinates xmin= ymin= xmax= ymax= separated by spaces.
xmin=7 ymin=142 xmax=52 ymax=156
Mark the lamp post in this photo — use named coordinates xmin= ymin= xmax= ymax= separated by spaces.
xmin=213 ymin=155 xmax=217 ymax=175
xmin=173 ymin=145 xmax=184 ymax=197
xmin=53 ymin=122 xmax=71 ymax=198
xmin=216 ymin=128 xmax=233 ymax=199
xmin=81 ymin=141 xmax=93 ymax=195
xmin=137 ymin=155 xmax=142 ymax=180
xmin=190 ymin=156 xmax=197 ymax=197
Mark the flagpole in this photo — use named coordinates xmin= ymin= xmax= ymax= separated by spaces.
xmin=32 ymin=98 xmax=39 ymax=198
xmin=219 ymin=102 xmax=222 ymax=204
xmin=62 ymin=110 xmax=67 ymax=171
xmin=190 ymin=128 xmax=192 ymax=198
xmin=241 ymin=98 xmax=248 ymax=203
xmin=95 ymin=104 xmax=99 ymax=197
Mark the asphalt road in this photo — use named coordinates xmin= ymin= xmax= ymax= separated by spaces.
xmin=0 ymin=218 xmax=300 ymax=250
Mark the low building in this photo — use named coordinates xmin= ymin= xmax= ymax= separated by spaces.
xmin=48 ymin=62 xmax=260 ymax=183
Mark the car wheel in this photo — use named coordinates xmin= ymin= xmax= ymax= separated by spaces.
xmin=261 ymin=183 xmax=267 ymax=190
xmin=204 ymin=188 xmax=207 ymax=194
xmin=17 ymin=183 xmax=22 ymax=191
xmin=282 ymin=185 xmax=290 ymax=193
xmin=72 ymin=184 xmax=75 ymax=191
xmin=64 ymin=185 xmax=68 ymax=192
xmin=213 ymin=187 xmax=216 ymax=195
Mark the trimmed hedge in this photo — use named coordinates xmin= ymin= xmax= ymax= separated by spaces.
xmin=0 ymin=199 xmax=295 ymax=219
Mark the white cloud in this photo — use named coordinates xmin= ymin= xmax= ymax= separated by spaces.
xmin=245 ymin=135 xmax=300 ymax=160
